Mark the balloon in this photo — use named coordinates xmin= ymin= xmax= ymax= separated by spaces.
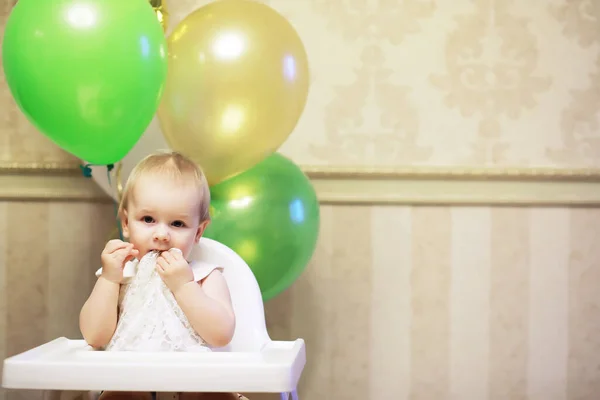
xmin=149 ymin=0 xmax=168 ymax=32
xmin=2 ymin=0 xmax=168 ymax=165
xmin=204 ymin=153 xmax=320 ymax=301
xmin=157 ymin=0 xmax=310 ymax=185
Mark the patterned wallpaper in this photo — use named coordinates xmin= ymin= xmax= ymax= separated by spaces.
xmin=2 ymin=0 xmax=600 ymax=170
xmin=169 ymin=0 xmax=600 ymax=169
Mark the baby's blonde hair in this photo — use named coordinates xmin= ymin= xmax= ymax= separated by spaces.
xmin=118 ymin=150 xmax=211 ymax=222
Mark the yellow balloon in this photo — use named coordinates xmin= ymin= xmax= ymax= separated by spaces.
xmin=149 ymin=0 xmax=168 ymax=32
xmin=157 ymin=0 xmax=310 ymax=185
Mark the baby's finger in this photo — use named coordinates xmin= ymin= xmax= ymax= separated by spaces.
xmin=108 ymin=239 xmax=128 ymax=247
xmin=114 ymin=247 xmax=133 ymax=261
xmin=157 ymin=256 xmax=169 ymax=269
xmin=168 ymin=248 xmax=184 ymax=261
xmin=108 ymin=241 xmax=132 ymax=254
xmin=124 ymin=248 xmax=139 ymax=263
xmin=156 ymin=259 xmax=167 ymax=274
xmin=106 ymin=239 xmax=124 ymax=246
xmin=161 ymin=250 xmax=176 ymax=263
xmin=156 ymin=254 xmax=168 ymax=266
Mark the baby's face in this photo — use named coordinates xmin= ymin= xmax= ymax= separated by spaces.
xmin=121 ymin=175 xmax=208 ymax=260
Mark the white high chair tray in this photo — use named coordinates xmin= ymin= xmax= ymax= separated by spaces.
xmin=2 ymin=337 xmax=306 ymax=393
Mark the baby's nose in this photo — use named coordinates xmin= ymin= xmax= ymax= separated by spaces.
xmin=153 ymin=227 xmax=169 ymax=241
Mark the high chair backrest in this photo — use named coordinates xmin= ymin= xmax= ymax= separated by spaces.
xmin=188 ymin=237 xmax=271 ymax=352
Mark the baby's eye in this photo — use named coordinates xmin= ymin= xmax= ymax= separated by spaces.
xmin=142 ymin=216 xmax=154 ymax=224
xmin=172 ymin=220 xmax=186 ymax=228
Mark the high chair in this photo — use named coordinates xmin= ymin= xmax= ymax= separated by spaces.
xmin=2 ymin=238 xmax=305 ymax=400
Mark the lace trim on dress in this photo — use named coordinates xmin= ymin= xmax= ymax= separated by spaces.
xmin=105 ymin=251 xmax=209 ymax=352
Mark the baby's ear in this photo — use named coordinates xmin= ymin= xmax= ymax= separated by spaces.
xmin=195 ymin=220 xmax=210 ymax=242
xmin=120 ymin=210 xmax=130 ymax=238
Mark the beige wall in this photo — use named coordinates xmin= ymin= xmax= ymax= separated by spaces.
xmin=2 ymin=0 xmax=600 ymax=400
xmin=267 ymin=205 xmax=600 ymax=400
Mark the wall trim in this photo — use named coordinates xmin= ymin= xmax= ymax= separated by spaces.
xmin=1 ymin=162 xmax=600 ymax=205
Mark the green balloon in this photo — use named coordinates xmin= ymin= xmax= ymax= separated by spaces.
xmin=2 ymin=0 xmax=167 ymax=165
xmin=204 ymin=153 xmax=320 ymax=301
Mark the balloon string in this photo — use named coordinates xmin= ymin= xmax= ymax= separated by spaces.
xmin=115 ymin=162 xmax=124 ymax=203
xmin=79 ymin=163 xmax=123 ymax=241
xmin=106 ymin=165 xmax=124 ymax=241
xmin=79 ymin=162 xmax=114 ymax=177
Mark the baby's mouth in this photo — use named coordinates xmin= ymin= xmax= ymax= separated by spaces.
xmin=144 ymin=249 xmax=163 ymax=256
xmin=146 ymin=248 xmax=182 ymax=255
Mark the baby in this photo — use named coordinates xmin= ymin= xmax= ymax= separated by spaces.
xmin=79 ymin=151 xmax=243 ymax=400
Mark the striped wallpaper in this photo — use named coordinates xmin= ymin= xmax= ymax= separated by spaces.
xmin=0 ymin=202 xmax=116 ymax=400
xmin=261 ymin=205 xmax=600 ymax=400
xmin=0 ymin=199 xmax=599 ymax=400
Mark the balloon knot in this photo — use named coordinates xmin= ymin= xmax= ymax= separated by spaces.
xmin=107 ymin=164 xmax=115 ymax=172
xmin=79 ymin=164 xmax=93 ymax=178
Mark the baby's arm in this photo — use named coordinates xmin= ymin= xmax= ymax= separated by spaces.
xmin=174 ymin=270 xmax=236 ymax=347
xmin=79 ymin=239 xmax=136 ymax=349
xmin=79 ymin=277 xmax=119 ymax=349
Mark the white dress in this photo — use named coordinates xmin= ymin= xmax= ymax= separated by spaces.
xmin=94 ymin=250 xmax=222 ymax=352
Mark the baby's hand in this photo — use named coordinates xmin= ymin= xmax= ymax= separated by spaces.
xmin=100 ymin=239 xmax=139 ymax=284
xmin=156 ymin=248 xmax=194 ymax=294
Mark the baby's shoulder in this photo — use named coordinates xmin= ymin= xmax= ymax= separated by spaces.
xmin=190 ymin=260 xmax=223 ymax=282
